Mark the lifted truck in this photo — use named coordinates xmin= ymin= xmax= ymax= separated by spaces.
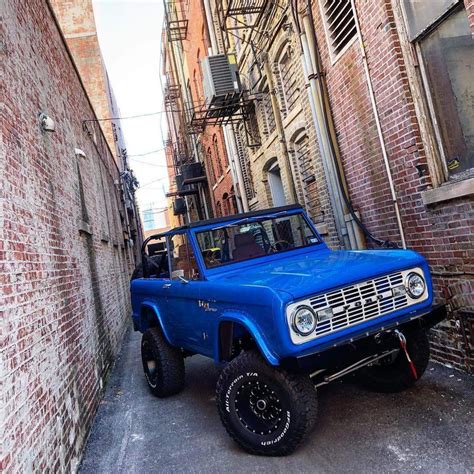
xmin=130 ymin=205 xmax=446 ymax=456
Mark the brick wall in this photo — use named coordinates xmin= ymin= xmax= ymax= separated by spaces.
xmin=1 ymin=1 xmax=133 ymax=471
xmin=182 ymin=0 xmax=237 ymax=217
xmin=311 ymin=0 xmax=474 ymax=371
xmin=49 ymin=0 xmax=117 ymax=162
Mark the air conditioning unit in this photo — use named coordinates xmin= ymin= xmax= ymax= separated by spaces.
xmin=202 ymin=54 xmax=241 ymax=109
xmin=173 ymin=198 xmax=187 ymax=216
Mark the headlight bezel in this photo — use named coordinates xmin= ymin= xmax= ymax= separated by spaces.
xmin=291 ymin=305 xmax=317 ymax=336
xmin=405 ymin=272 xmax=426 ymax=299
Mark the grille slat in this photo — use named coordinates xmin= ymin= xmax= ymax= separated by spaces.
xmin=310 ymin=271 xmax=408 ymax=337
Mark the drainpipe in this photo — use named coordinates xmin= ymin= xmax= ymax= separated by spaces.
xmin=202 ymin=0 xmax=249 ymax=212
xmin=298 ymin=8 xmax=351 ymax=249
xmin=350 ymin=0 xmax=407 ymax=249
xmin=262 ymin=57 xmax=298 ymax=204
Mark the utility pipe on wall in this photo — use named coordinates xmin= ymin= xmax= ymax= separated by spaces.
xmin=350 ymin=0 xmax=407 ymax=249
xmin=298 ymin=8 xmax=351 ymax=249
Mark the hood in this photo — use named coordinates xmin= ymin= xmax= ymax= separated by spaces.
xmin=215 ymin=248 xmax=426 ymax=300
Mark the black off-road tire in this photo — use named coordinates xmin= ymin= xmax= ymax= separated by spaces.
xmin=216 ymin=351 xmax=318 ymax=456
xmin=141 ymin=327 xmax=185 ymax=397
xmin=356 ymin=328 xmax=430 ymax=393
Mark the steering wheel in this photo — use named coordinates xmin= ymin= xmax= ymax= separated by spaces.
xmin=271 ymin=240 xmax=292 ymax=252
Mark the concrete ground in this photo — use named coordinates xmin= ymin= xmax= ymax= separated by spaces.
xmin=79 ymin=329 xmax=474 ymax=474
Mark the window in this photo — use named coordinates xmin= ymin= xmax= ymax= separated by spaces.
xmin=206 ymin=146 xmax=216 ymax=184
xmin=403 ymin=2 xmax=474 ymax=177
xmin=277 ymin=45 xmax=300 ymax=115
xmin=320 ymin=0 xmax=357 ymax=60
xmin=213 ymin=134 xmax=224 ymax=177
xmin=235 ymin=126 xmax=256 ymax=200
xmin=216 ymin=201 xmax=222 ymax=217
xmin=169 ymin=233 xmax=200 ymax=280
xmin=195 ymin=212 xmax=321 ymax=269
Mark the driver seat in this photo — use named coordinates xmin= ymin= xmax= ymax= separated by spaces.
xmin=233 ymin=233 xmax=265 ymax=261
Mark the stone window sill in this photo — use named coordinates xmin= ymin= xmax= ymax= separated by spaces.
xmin=421 ymin=177 xmax=474 ymax=205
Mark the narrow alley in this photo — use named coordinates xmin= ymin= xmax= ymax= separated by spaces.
xmin=79 ymin=329 xmax=474 ymax=473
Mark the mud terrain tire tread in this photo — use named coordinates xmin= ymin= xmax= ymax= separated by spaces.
xmin=141 ymin=327 xmax=185 ymax=397
xmin=216 ymin=350 xmax=317 ymax=456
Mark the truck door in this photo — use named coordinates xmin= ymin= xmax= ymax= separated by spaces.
xmin=165 ymin=232 xmax=213 ymax=356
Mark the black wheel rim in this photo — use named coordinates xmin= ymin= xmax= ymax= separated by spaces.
xmin=234 ymin=380 xmax=284 ymax=435
xmin=142 ymin=341 xmax=158 ymax=387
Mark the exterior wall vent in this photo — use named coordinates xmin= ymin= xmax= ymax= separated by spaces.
xmin=202 ymin=54 xmax=241 ymax=108
xmin=320 ymin=0 xmax=357 ymax=60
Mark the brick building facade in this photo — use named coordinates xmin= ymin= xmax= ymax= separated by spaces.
xmin=307 ymin=0 xmax=474 ymax=371
xmin=1 ymin=0 xmax=137 ymax=470
xmin=189 ymin=0 xmax=474 ymax=372
xmin=162 ymin=0 xmax=238 ymax=223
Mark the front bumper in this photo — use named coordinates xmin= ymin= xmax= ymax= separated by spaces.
xmin=281 ymin=304 xmax=446 ymax=373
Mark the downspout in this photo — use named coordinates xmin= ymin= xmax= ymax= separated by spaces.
xmin=202 ymin=0 xmax=249 ymax=212
xmin=298 ymin=7 xmax=351 ymax=248
xmin=350 ymin=0 xmax=407 ymax=249
xmin=262 ymin=57 xmax=298 ymax=204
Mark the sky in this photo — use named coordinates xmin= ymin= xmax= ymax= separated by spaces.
xmin=93 ymin=0 xmax=169 ymax=229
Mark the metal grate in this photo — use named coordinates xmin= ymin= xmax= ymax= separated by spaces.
xmin=309 ymin=272 xmax=408 ymax=337
xmin=322 ymin=0 xmax=357 ymax=58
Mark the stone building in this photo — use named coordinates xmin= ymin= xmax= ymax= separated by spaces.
xmin=1 ymin=0 xmax=139 ymax=470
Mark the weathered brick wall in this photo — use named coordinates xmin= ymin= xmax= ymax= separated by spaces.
xmin=312 ymin=0 xmax=474 ymax=371
xmin=49 ymin=0 xmax=117 ymax=161
xmin=1 ymin=1 xmax=133 ymax=471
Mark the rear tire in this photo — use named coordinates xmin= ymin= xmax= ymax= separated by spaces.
xmin=356 ymin=328 xmax=430 ymax=393
xmin=141 ymin=327 xmax=185 ymax=397
xmin=216 ymin=351 xmax=318 ymax=456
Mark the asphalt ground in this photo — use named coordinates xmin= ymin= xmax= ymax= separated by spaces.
xmin=79 ymin=328 xmax=474 ymax=474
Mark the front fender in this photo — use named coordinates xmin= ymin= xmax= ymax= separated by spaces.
xmin=215 ymin=311 xmax=280 ymax=366
xmin=138 ymin=300 xmax=173 ymax=345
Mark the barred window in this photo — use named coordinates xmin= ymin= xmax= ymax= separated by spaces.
xmin=277 ymin=45 xmax=300 ymax=115
xmin=260 ymin=82 xmax=276 ymax=138
xmin=235 ymin=126 xmax=256 ymax=201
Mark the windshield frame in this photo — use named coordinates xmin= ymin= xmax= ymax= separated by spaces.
xmin=191 ymin=209 xmax=325 ymax=273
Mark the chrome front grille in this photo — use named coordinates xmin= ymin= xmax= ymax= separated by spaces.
xmin=309 ymin=272 xmax=409 ymax=337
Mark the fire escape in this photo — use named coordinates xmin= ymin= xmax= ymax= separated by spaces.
xmin=164 ymin=0 xmax=188 ymax=42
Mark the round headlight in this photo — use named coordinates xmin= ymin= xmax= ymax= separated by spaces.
xmin=406 ymin=272 xmax=425 ymax=299
xmin=292 ymin=306 xmax=317 ymax=336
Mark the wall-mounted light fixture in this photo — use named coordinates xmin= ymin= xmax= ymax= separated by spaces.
xmin=74 ymin=148 xmax=86 ymax=159
xmin=39 ymin=113 xmax=55 ymax=132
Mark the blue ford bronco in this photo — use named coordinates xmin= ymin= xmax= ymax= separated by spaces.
xmin=131 ymin=205 xmax=446 ymax=455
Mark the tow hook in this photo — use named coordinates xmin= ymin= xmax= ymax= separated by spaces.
xmin=394 ymin=329 xmax=418 ymax=380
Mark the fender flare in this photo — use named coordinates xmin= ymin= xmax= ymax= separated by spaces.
xmin=139 ymin=301 xmax=173 ymax=345
xmin=216 ymin=312 xmax=280 ymax=366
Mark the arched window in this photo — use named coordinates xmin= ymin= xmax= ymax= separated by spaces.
xmin=213 ymin=134 xmax=224 ymax=177
xmin=216 ymin=201 xmax=222 ymax=217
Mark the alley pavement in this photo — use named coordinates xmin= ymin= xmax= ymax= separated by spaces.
xmin=79 ymin=328 xmax=474 ymax=474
